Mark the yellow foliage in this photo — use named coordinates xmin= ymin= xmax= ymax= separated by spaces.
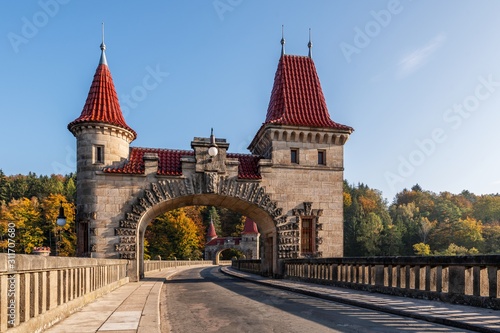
xmin=413 ymin=242 xmax=431 ymax=256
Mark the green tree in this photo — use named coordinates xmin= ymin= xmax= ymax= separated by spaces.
xmin=389 ymin=202 xmax=421 ymax=255
xmin=0 ymin=170 xmax=9 ymax=204
xmin=356 ymin=212 xmax=383 ymax=255
xmin=472 ymin=195 xmax=500 ymax=224
xmin=218 ymin=207 xmax=245 ymax=237
xmin=482 ymin=223 xmax=500 ymax=253
xmin=204 ymin=206 xmax=222 ymax=236
xmin=64 ymin=175 xmax=77 ymax=202
xmin=8 ymin=175 xmax=29 ymax=200
xmin=344 ymin=181 xmax=392 ymax=256
xmin=380 ymin=222 xmax=403 ymax=255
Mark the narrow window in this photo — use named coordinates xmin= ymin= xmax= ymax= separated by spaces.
xmin=301 ymin=218 xmax=314 ymax=254
xmin=94 ymin=145 xmax=104 ymax=164
xmin=318 ymin=150 xmax=326 ymax=165
xmin=291 ymin=149 xmax=299 ymax=164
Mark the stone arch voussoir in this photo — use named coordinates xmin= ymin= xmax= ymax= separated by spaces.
xmin=114 ymin=174 xmax=284 ymax=259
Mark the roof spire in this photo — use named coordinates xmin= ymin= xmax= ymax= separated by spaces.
xmin=207 ymin=216 xmax=217 ymax=241
xmin=308 ymin=28 xmax=312 ymax=58
xmin=280 ymin=25 xmax=285 ymax=56
xmin=99 ymin=22 xmax=107 ymax=65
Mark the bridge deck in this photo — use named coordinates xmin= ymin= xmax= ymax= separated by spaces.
xmin=222 ymin=267 xmax=500 ymax=333
xmin=42 ymin=266 xmax=500 ymax=333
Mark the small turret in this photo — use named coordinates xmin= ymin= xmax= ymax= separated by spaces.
xmin=69 ymin=31 xmax=136 ymax=257
xmin=207 ymin=217 xmax=217 ymax=242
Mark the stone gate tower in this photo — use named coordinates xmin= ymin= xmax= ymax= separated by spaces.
xmin=68 ymin=35 xmax=353 ymax=280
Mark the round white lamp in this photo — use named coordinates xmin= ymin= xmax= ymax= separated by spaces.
xmin=208 ymin=128 xmax=218 ymax=157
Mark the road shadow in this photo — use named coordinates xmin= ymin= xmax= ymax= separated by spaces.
xmin=162 ymin=266 xmax=472 ymax=333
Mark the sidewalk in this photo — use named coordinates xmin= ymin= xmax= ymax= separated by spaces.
xmin=42 ymin=266 xmax=196 ymax=333
xmin=221 ymin=266 xmax=500 ymax=333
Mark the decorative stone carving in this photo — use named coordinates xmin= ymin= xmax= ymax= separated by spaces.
xmin=114 ymin=176 xmax=286 ymax=258
xmin=120 ymin=236 xmax=136 ymax=244
xmin=120 ymin=220 xmax=137 ymax=229
xmin=204 ymin=172 xmax=218 ymax=193
xmin=90 ymin=244 xmax=97 ymax=252
xmin=115 ymin=244 xmax=135 ymax=252
xmin=285 ymin=202 xmax=324 ymax=258
xmin=115 ymin=228 xmax=135 ymax=236
xmin=119 ymin=252 xmax=136 ymax=259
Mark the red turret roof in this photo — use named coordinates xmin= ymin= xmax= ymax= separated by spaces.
xmin=242 ymin=217 xmax=259 ymax=234
xmin=265 ymin=55 xmax=353 ymax=132
xmin=207 ymin=221 xmax=217 ymax=240
xmin=68 ymin=48 xmax=137 ymax=139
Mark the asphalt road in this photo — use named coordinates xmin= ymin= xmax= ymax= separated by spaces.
xmin=161 ymin=266 xmax=473 ymax=333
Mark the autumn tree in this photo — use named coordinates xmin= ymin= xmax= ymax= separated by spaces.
xmin=413 ymin=242 xmax=431 ymax=256
xmin=344 ymin=182 xmax=393 ymax=256
xmin=0 ymin=197 xmax=43 ymax=253
xmin=482 ymin=222 xmax=500 ymax=253
xmin=40 ymin=194 xmax=76 ymax=256
xmin=145 ymin=209 xmax=203 ymax=260
xmin=472 ymin=195 xmax=500 ymax=224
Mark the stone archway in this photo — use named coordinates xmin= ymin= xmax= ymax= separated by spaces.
xmin=115 ymin=175 xmax=284 ymax=280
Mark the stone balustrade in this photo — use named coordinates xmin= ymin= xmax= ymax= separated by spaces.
xmin=144 ymin=259 xmax=232 ymax=273
xmin=144 ymin=259 xmax=213 ymax=272
xmin=280 ymin=256 xmax=500 ymax=309
xmin=231 ymin=259 xmax=262 ymax=275
xmin=0 ymin=254 xmax=129 ymax=333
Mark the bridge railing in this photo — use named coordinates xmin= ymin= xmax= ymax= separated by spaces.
xmin=231 ymin=259 xmax=261 ymax=274
xmin=144 ymin=259 xmax=232 ymax=273
xmin=0 ymin=254 xmax=129 ymax=333
xmin=144 ymin=259 xmax=214 ymax=273
xmin=281 ymin=256 xmax=500 ymax=309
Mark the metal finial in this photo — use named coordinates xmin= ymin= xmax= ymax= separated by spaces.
xmin=99 ymin=22 xmax=108 ymax=65
xmin=280 ymin=25 xmax=285 ymax=56
xmin=308 ymin=28 xmax=312 ymax=58
xmin=100 ymin=22 xmax=106 ymax=51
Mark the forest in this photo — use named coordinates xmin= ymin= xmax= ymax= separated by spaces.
xmin=1 ymin=170 xmax=499 ymax=259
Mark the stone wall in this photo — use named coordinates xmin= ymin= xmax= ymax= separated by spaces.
xmin=254 ymin=125 xmax=348 ymax=259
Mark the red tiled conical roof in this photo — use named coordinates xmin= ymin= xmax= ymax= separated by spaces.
xmin=207 ymin=221 xmax=217 ymax=240
xmin=265 ymin=55 xmax=353 ymax=132
xmin=242 ymin=217 xmax=259 ymax=234
xmin=68 ymin=48 xmax=137 ymax=139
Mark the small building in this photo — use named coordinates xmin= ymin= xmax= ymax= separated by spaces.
xmin=205 ymin=217 xmax=260 ymax=260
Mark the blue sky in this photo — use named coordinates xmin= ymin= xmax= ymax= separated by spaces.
xmin=2 ymin=0 xmax=500 ymax=202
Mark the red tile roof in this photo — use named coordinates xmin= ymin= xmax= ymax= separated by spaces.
xmin=265 ymin=55 xmax=353 ymax=132
xmin=103 ymin=147 xmax=262 ymax=179
xmin=242 ymin=217 xmax=259 ymax=234
xmin=207 ymin=222 xmax=217 ymax=239
xmin=206 ymin=237 xmax=241 ymax=246
xmin=227 ymin=153 xmax=261 ymax=180
xmin=68 ymin=61 xmax=137 ymax=138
